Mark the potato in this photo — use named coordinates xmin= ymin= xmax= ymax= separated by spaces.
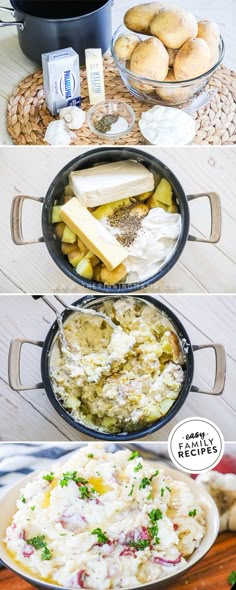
xmin=174 ymin=38 xmax=211 ymax=81
xmin=76 ymin=258 xmax=93 ymax=280
xmin=136 ymin=191 xmax=154 ymax=202
xmin=64 ymin=184 xmax=74 ymax=197
xmin=93 ymin=198 xmax=131 ymax=220
xmin=54 ymin=222 xmax=65 ymax=240
xmin=93 ymin=264 xmax=103 ymax=282
xmin=62 ymin=226 xmax=77 ymax=244
xmin=124 ymin=2 xmax=165 ymax=34
xmin=77 ymin=237 xmax=88 ymax=255
xmin=150 ymin=8 xmax=198 ymax=49
xmin=52 ymin=205 xmax=61 ymax=223
xmin=100 ymin=263 xmax=127 ymax=286
xmin=156 ymin=69 xmax=193 ymax=104
xmin=167 ymin=47 xmax=178 ymax=67
xmin=197 ymin=20 xmax=220 ymax=66
xmin=167 ymin=330 xmax=181 ymax=361
xmin=68 ymin=249 xmax=84 ymax=267
xmin=114 ymin=34 xmax=141 ymax=61
xmin=148 ymin=178 xmax=173 ymax=208
xmin=61 ymin=242 xmax=77 ymax=255
xmin=130 ymin=37 xmax=169 ymax=83
xmin=85 ymin=251 xmax=100 ymax=268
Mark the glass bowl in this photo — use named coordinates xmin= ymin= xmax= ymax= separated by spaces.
xmin=87 ymin=99 xmax=135 ymax=140
xmin=111 ymin=24 xmax=225 ymax=106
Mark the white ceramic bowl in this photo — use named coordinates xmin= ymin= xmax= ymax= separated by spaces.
xmin=0 ymin=459 xmax=219 ymax=590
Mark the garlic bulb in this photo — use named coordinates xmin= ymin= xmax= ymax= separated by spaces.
xmin=197 ymin=472 xmax=236 ymax=531
xmin=59 ymin=106 xmax=86 ymax=130
xmin=44 ymin=120 xmax=74 ymax=146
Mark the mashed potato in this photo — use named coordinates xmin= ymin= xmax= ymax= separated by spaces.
xmin=4 ymin=444 xmax=206 ymax=589
xmin=49 ymin=298 xmax=185 ymax=433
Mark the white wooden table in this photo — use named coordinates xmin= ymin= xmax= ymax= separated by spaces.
xmin=0 ymin=145 xmax=235 ymax=294
xmin=0 ymin=294 xmax=234 ymax=442
xmin=0 ymin=0 xmax=236 ymax=144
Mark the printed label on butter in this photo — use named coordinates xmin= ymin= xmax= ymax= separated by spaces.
xmin=85 ymin=48 xmax=105 ymax=105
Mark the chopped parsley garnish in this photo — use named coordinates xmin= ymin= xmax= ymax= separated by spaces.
xmin=128 ymin=484 xmax=134 ymax=497
xmin=128 ymin=451 xmax=140 ymax=461
xmin=166 ymin=486 xmax=172 ymax=493
xmin=88 ymin=454 xmax=94 ymax=458
xmin=30 ymin=506 xmax=35 ymax=511
xmin=27 ymin=535 xmax=52 ymax=560
xmin=21 ymin=496 xmax=26 ymax=503
xmin=91 ymin=528 xmax=109 ymax=544
xmin=59 ymin=471 xmax=88 ymax=488
xmin=43 ymin=472 xmax=54 ymax=483
xmin=149 ymin=509 xmax=163 ymax=523
xmin=134 ymin=462 xmax=143 ymax=473
xmin=189 ymin=509 xmax=197 ymax=517
xmin=59 ymin=471 xmax=95 ymax=500
xmin=228 ymin=571 xmax=236 ymax=586
xmin=139 ymin=471 xmax=159 ymax=490
xmin=161 ymin=487 xmax=165 ymax=497
xmin=129 ymin=539 xmax=149 ymax=551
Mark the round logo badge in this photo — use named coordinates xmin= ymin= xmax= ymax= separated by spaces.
xmin=168 ymin=417 xmax=224 ymax=474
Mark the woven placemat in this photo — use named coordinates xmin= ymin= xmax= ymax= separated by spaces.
xmin=7 ymin=57 xmax=236 ymax=146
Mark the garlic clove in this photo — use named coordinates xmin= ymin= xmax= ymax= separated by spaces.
xmin=59 ymin=106 xmax=86 ymax=130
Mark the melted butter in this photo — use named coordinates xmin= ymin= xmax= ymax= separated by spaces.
xmin=88 ymin=476 xmax=112 ymax=495
xmin=41 ymin=479 xmax=58 ymax=509
xmin=6 ymin=548 xmax=60 ymax=586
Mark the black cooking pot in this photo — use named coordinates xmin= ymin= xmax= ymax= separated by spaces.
xmin=0 ymin=0 xmax=112 ymax=65
xmin=11 ymin=147 xmax=222 ymax=294
xmin=8 ymin=295 xmax=226 ymax=441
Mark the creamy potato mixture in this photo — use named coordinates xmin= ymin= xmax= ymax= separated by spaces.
xmin=49 ymin=298 xmax=185 ymax=433
xmin=5 ymin=445 xmax=206 ymax=589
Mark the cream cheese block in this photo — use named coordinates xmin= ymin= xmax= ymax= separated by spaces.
xmin=60 ymin=197 xmax=127 ymax=271
xmin=69 ymin=160 xmax=155 ymax=207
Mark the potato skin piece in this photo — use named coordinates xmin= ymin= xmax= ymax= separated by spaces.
xmin=150 ymin=8 xmax=198 ymax=49
xmin=114 ymin=33 xmax=141 ymax=61
xmin=124 ymin=2 xmax=165 ymax=34
xmin=174 ymin=38 xmax=211 ymax=81
xmin=130 ymin=37 xmax=169 ymax=82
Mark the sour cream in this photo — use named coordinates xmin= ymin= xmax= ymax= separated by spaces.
xmin=139 ymin=106 xmax=196 ymax=146
xmin=125 ymin=208 xmax=181 ymax=282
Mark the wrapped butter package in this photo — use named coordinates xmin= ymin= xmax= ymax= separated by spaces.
xmin=69 ymin=160 xmax=155 ymax=207
xmin=42 ymin=47 xmax=81 ymax=115
xmin=85 ymin=48 xmax=105 ymax=105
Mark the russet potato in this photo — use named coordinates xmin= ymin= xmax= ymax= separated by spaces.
xmin=197 ymin=20 xmax=220 ymax=66
xmin=124 ymin=2 xmax=166 ymax=34
xmin=150 ymin=8 xmax=198 ymax=49
xmin=174 ymin=38 xmax=211 ymax=81
xmin=114 ymin=33 xmax=141 ymax=61
xmin=156 ymin=69 xmax=192 ymax=104
xmin=130 ymin=37 xmax=169 ymax=83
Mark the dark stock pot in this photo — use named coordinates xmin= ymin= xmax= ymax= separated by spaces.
xmin=8 ymin=295 xmax=226 ymax=441
xmin=0 ymin=0 xmax=113 ymax=65
xmin=10 ymin=147 xmax=222 ymax=294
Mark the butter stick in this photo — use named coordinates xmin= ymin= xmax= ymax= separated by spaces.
xmin=85 ymin=48 xmax=105 ymax=105
xmin=60 ymin=198 xmax=127 ymax=271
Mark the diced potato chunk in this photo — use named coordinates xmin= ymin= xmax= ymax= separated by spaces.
xmin=93 ymin=264 xmax=102 ymax=282
xmin=93 ymin=198 xmax=131 ymax=220
xmin=64 ymin=184 xmax=74 ymax=197
xmin=168 ymin=203 xmax=178 ymax=213
xmin=68 ymin=248 xmax=84 ymax=267
xmin=52 ymin=205 xmax=62 ymax=223
xmin=136 ymin=191 xmax=154 ymax=202
xmin=100 ymin=263 xmax=127 ymax=285
xmin=76 ymin=258 xmax=93 ymax=280
xmin=77 ymin=238 xmax=88 ymax=255
xmin=101 ymin=416 xmax=116 ymax=429
xmin=85 ymin=252 xmax=100 ymax=267
xmin=129 ymin=204 xmax=149 ymax=217
xmin=148 ymin=178 xmax=173 ymax=208
xmin=61 ymin=242 xmax=77 ymax=255
xmin=146 ymin=404 xmax=162 ymax=421
xmin=62 ymin=226 xmax=77 ymax=244
xmin=147 ymin=198 xmax=168 ymax=211
xmin=55 ymin=222 xmax=66 ymax=240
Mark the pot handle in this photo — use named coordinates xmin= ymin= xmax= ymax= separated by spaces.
xmin=0 ymin=6 xmax=24 ymax=29
xmin=191 ymin=343 xmax=226 ymax=395
xmin=187 ymin=192 xmax=221 ymax=243
xmin=11 ymin=195 xmax=45 ymax=245
xmin=8 ymin=338 xmax=44 ymax=391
